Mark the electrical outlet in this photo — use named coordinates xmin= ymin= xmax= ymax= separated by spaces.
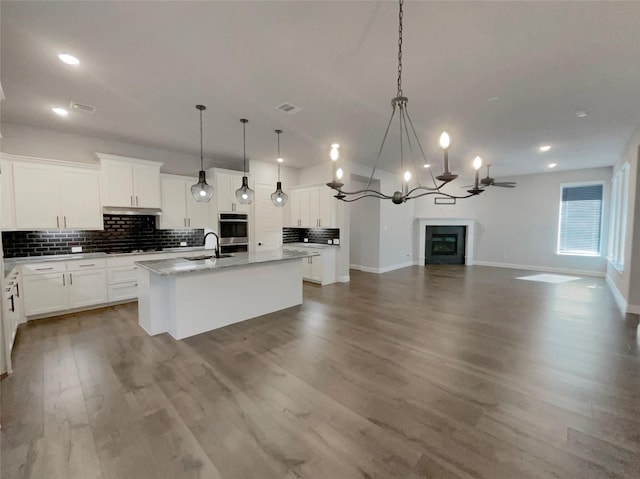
xmin=333 ymin=239 xmax=340 ymax=245
xmin=180 ymin=241 xmax=187 ymax=246
xmin=71 ymin=246 xmax=82 ymax=253
xmin=303 ymin=238 xmax=309 ymax=243
xmin=327 ymin=239 xmax=332 ymax=244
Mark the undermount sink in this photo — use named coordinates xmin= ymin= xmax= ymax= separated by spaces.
xmin=184 ymin=254 xmax=233 ymax=261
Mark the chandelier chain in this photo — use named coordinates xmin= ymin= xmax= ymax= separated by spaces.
xmin=199 ymin=108 xmax=204 ymax=170
xmin=397 ymin=0 xmax=403 ymax=96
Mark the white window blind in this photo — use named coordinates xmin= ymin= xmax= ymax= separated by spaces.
xmin=558 ymin=183 xmax=603 ymax=256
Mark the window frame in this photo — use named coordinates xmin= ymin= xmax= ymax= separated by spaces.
xmin=556 ymin=180 xmax=605 ymax=257
xmin=607 ymin=164 xmax=629 ymax=271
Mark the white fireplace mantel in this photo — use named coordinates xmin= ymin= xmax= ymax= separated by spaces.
xmin=416 ymin=218 xmax=476 ymax=265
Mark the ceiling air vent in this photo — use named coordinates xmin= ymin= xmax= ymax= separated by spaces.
xmin=70 ymin=101 xmax=96 ymax=113
xmin=274 ymin=102 xmax=302 ymax=114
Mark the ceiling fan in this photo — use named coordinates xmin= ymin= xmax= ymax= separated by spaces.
xmin=462 ymin=164 xmax=517 ymax=189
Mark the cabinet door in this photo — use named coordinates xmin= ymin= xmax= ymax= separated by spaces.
xmin=103 ymin=162 xmax=134 ymax=207
xmin=61 ymin=168 xmax=103 ymax=229
xmin=309 ymin=187 xmax=321 ymax=227
xmin=68 ymin=270 xmax=107 ymax=308
xmin=13 ymin=163 xmax=61 ymax=229
xmin=160 ymin=177 xmax=188 ymax=228
xmin=186 ymin=186 xmax=211 ymax=228
xmin=134 ymin=165 xmax=161 ymax=208
xmin=1 ymin=160 xmax=16 ymax=229
xmin=22 ymin=273 xmax=67 ymax=316
xmin=299 ymin=188 xmax=311 ymax=227
xmin=302 ymin=256 xmax=312 ymax=279
xmin=318 ymin=186 xmax=335 ymax=228
xmin=215 ymin=172 xmax=233 ymax=212
xmin=289 ymin=189 xmax=302 ymax=227
xmin=309 ymin=255 xmax=324 ymax=283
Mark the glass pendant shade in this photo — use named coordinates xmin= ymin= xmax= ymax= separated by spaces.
xmin=191 ymin=104 xmax=214 ymax=202
xmin=235 ymin=176 xmax=254 ymax=204
xmin=271 ymin=181 xmax=288 ymax=207
xmin=191 ymin=170 xmax=214 ymax=202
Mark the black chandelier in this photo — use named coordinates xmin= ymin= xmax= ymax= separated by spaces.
xmin=327 ymin=0 xmax=484 ymax=204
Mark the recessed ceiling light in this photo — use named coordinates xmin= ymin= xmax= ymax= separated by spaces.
xmin=423 ymin=163 xmax=430 ymax=168
xmin=52 ymin=107 xmax=69 ymax=117
xmin=58 ymin=53 xmax=79 ymax=65
xmin=276 ymin=157 xmax=284 ymax=164
xmin=487 ymin=96 xmax=500 ymax=102
xmin=548 ymin=163 xmax=557 ymax=168
xmin=539 ymin=145 xmax=551 ymax=152
xmin=575 ymin=110 xmax=588 ymax=118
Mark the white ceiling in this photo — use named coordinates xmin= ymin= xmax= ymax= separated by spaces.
xmin=2 ymin=1 xmax=640 ymax=179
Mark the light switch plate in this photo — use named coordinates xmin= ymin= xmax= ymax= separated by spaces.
xmin=71 ymin=246 xmax=82 ymax=253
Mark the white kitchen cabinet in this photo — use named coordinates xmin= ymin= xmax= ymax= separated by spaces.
xmin=22 ymin=258 xmax=107 ymax=317
xmin=289 ymin=185 xmax=336 ymax=228
xmin=284 ymin=245 xmax=338 ymax=285
xmin=106 ymin=253 xmax=168 ymax=302
xmin=215 ymin=171 xmax=250 ymax=213
xmin=159 ymin=174 xmax=211 ymax=229
xmin=2 ymin=267 xmax=23 ymax=372
xmin=1 ymin=159 xmax=16 ymax=229
xmin=98 ymin=154 xmax=162 ymax=208
xmin=13 ymin=162 xmax=102 ymax=230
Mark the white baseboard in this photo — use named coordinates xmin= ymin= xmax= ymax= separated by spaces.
xmin=349 ymin=261 xmax=414 ymax=274
xmin=628 ymin=304 xmax=640 ymax=315
xmin=606 ymin=274 xmax=629 ymax=315
xmin=472 ymin=260 xmax=605 ymax=278
xmin=338 ymin=275 xmax=350 ymax=283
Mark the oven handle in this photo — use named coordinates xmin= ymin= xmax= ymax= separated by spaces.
xmin=219 ymin=219 xmax=248 ymax=223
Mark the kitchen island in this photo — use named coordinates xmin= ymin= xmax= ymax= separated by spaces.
xmin=135 ymin=249 xmax=317 ymax=340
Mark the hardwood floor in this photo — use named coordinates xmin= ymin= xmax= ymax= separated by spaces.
xmin=2 ymin=265 xmax=640 ymax=478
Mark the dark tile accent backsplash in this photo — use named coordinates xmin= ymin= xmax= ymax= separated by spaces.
xmin=282 ymin=227 xmax=340 ymax=245
xmin=2 ymin=215 xmax=204 ymax=258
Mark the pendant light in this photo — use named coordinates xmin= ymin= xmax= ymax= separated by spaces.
xmin=271 ymin=129 xmax=288 ymax=207
xmin=326 ymin=0 xmax=484 ymax=204
xmin=191 ymin=104 xmax=214 ymax=202
xmin=235 ymin=118 xmax=255 ymax=204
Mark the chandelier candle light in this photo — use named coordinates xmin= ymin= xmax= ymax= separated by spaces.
xmin=271 ymin=129 xmax=288 ymax=207
xmin=191 ymin=104 xmax=215 ymax=202
xmin=235 ymin=118 xmax=255 ymax=204
xmin=326 ymin=0 xmax=484 ymax=204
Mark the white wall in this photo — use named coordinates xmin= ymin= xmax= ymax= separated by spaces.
xmin=0 ymin=121 xmax=241 ymax=174
xmin=348 ymin=178 xmax=380 ymax=271
xmin=413 ymin=167 xmax=612 ymax=276
xmin=606 ymin=127 xmax=640 ymax=313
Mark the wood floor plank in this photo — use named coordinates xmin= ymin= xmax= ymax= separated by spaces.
xmin=2 ymin=265 xmax=639 ymax=478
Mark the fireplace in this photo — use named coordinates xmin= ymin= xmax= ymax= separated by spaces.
xmin=425 ymin=226 xmax=466 ymax=264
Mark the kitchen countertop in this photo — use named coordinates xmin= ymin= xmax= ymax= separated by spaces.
xmin=3 ymin=246 xmax=213 ymax=278
xmin=283 ymin=242 xmax=340 ymax=249
xmin=136 ymin=249 xmax=318 ymax=276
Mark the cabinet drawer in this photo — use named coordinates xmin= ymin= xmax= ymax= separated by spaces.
xmin=66 ymin=258 xmax=107 ymax=270
xmin=106 ymin=254 xmax=166 ymax=268
xmin=21 ymin=262 xmax=66 ymax=275
xmin=108 ymin=282 xmax=138 ymax=302
xmin=107 ymin=265 xmax=138 ymax=284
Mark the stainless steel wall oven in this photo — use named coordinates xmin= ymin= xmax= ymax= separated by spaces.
xmin=218 ymin=213 xmax=248 ymax=253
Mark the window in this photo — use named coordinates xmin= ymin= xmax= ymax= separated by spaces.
xmin=608 ymin=164 xmax=629 ymax=270
xmin=557 ymin=182 xmax=603 ymax=256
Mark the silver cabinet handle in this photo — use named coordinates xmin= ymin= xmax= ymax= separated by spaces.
xmin=35 ymin=267 xmax=54 ymax=271
xmin=56 ymin=216 xmax=60 ymax=228
xmin=188 ymin=218 xmax=191 ymax=227
xmin=131 ymin=195 xmax=134 ymax=206
xmin=136 ymin=196 xmax=139 ymax=206
xmin=62 ymin=274 xmax=65 ymax=286
xmin=184 ymin=218 xmax=186 ymax=227
xmin=10 ymin=294 xmax=14 ymax=312
xmin=79 ymin=264 xmax=95 ymax=267
xmin=69 ymin=273 xmax=73 ymax=285
xmin=64 ymin=216 xmax=67 ymax=228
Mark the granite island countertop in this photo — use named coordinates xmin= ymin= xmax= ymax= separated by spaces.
xmin=135 ymin=249 xmax=319 ymax=276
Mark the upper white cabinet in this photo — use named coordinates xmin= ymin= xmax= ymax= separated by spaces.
xmin=1 ymin=159 xmax=16 ymax=229
xmin=215 ymin=170 xmax=250 ymax=213
xmin=98 ymin=153 xmax=162 ymax=208
xmin=159 ymin=174 xmax=211 ymax=229
xmin=12 ymin=161 xmax=102 ymax=230
xmin=289 ymin=185 xmax=336 ymax=228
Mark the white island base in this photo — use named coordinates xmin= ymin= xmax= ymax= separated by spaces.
xmin=137 ymin=255 xmax=305 ymax=340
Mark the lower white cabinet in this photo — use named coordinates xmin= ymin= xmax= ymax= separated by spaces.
xmin=284 ymin=246 xmax=338 ymax=285
xmin=2 ymin=267 xmax=23 ymax=373
xmin=22 ymin=259 xmax=107 ymax=317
